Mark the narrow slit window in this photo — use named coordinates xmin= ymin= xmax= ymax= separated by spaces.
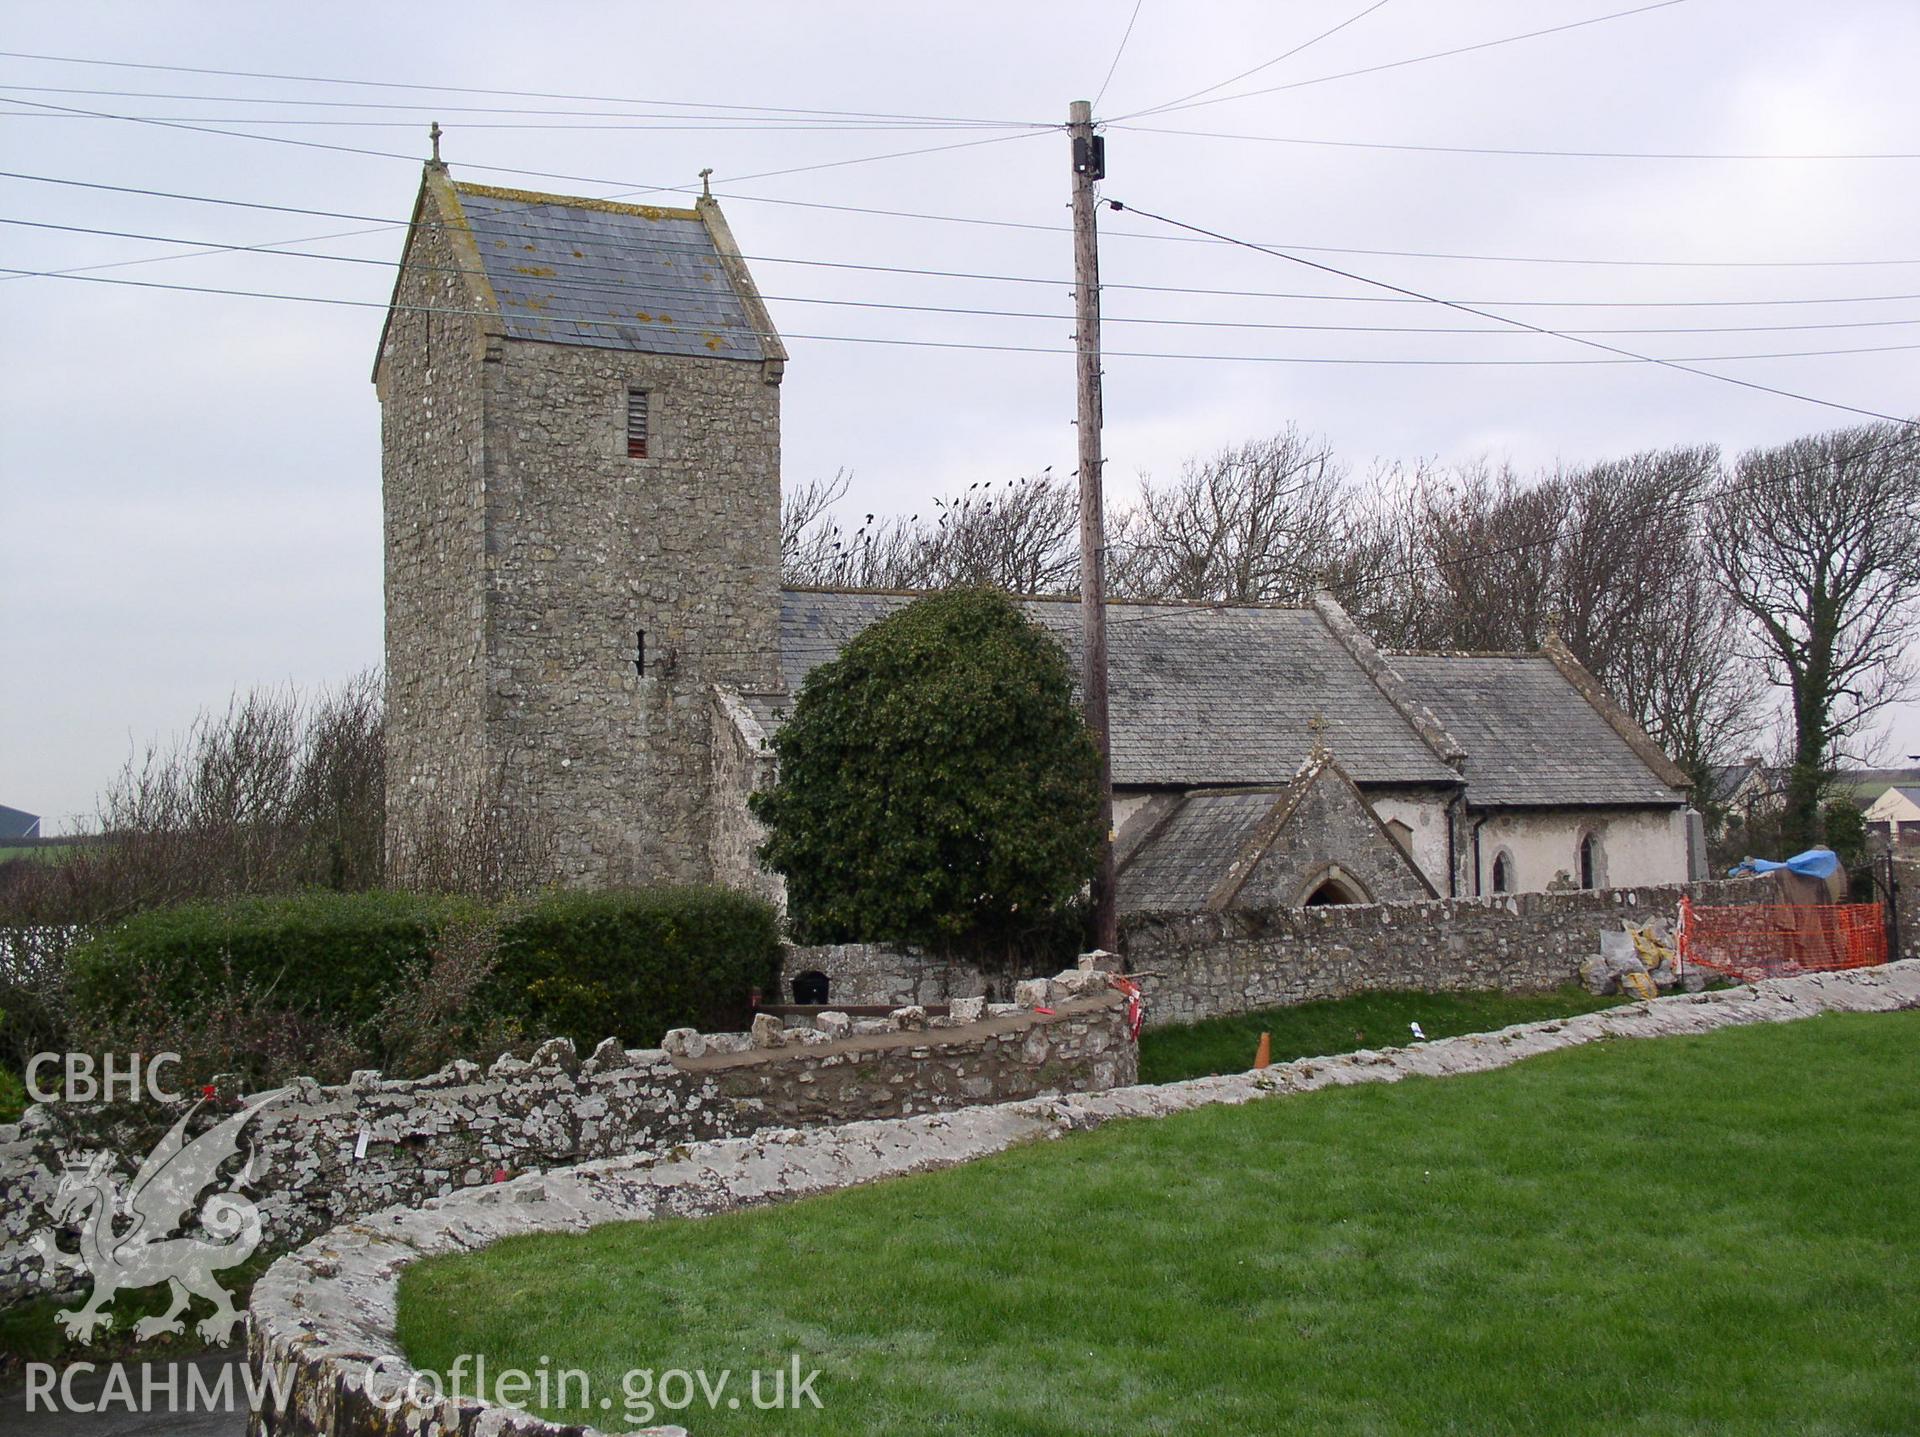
xmin=626 ymin=388 xmax=650 ymax=459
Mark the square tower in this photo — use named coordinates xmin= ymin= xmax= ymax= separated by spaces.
xmin=376 ymin=161 xmax=786 ymax=885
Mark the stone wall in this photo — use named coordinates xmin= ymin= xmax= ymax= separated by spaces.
xmin=245 ymin=962 xmax=1920 ymax=1437
xmin=377 ymin=181 xmax=494 ymax=866
xmin=780 ymin=941 xmax=991 ymax=1008
xmin=379 ymin=169 xmax=785 ymax=888
xmin=706 ymin=686 xmax=783 ymax=908
xmin=480 ymin=336 xmax=782 ymax=887
xmin=1120 ymin=878 xmax=1788 ymax=1028
xmin=0 ymin=971 xmax=1130 ymax=1309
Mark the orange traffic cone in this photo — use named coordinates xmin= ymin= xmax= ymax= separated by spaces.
xmin=1253 ymin=1032 xmax=1271 ymax=1070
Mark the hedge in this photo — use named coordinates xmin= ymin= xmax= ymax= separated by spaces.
xmin=67 ymin=889 xmax=475 ymax=1025
xmin=67 ymin=885 xmax=782 ymax=1060
xmin=485 ymin=887 xmax=782 ymax=1051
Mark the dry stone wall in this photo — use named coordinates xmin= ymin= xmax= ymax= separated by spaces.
xmin=1121 ymin=878 xmax=1795 ymax=1027
xmin=0 ymin=972 xmax=1131 ymax=1309
xmin=244 ymin=961 xmax=1920 ymax=1437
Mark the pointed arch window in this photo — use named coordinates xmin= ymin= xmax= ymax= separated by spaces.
xmin=1578 ymin=832 xmax=1606 ymax=889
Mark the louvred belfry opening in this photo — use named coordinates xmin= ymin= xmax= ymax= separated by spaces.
xmin=627 ymin=388 xmax=649 ymax=458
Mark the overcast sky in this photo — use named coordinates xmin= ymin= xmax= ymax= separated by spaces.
xmin=4 ymin=1 xmax=1919 ymax=832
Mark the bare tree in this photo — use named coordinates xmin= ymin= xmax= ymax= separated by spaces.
xmin=783 ymin=471 xmax=1078 ymax=593
xmin=1110 ymin=428 xmax=1347 ymax=603
xmin=1320 ymin=463 xmax=1447 ymax=650
xmin=1707 ymin=421 xmax=1920 ymax=848
xmin=1416 ymin=460 xmax=1567 ymax=652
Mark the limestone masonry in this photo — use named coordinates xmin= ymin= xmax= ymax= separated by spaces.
xmin=244 ymin=961 xmax=1920 ymax=1437
xmin=0 ymin=971 xmax=1131 ymax=1308
xmin=379 ymin=165 xmax=784 ymax=886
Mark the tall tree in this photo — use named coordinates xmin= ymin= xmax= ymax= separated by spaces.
xmin=1706 ymin=422 xmax=1920 ymax=848
xmin=1109 ymin=427 xmax=1346 ymax=602
xmin=750 ymin=588 xmax=1102 ymax=965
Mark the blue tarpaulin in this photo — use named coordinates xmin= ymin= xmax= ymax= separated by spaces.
xmin=1727 ymin=847 xmax=1842 ymax=880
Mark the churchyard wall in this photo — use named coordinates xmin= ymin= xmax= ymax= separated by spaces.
xmin=1122 ymin=877 xmax=1797 ymax=1027
xmin=0 ymin=971 xmax=1130 ymax=1308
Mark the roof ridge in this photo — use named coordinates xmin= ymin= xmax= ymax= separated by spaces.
xmin=451 ymin=179 xmax=701 ymax=222
xmin=777 ymin=584 xmax=1312 ymax=612
xmin=1388 ymin=649 xmax=1546 ymax=660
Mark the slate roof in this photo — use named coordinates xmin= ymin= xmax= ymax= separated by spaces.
xmin=1391 ymin=654 xmax=1686 ymax=807
xmin=1114 ymin=790 xmax=1278 ymax=912
xmin=0 ymin=804 xmax=40 ymax=841
xmin=450 ymin=182 xmax=768 ymax=361
xmin=775 ymin=590 xmax=1463 ymax=788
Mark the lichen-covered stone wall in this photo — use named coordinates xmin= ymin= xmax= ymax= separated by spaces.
xmin=0 ymin=974 xmax=1130 ymax=1309
xmin=706 ymin=685 xmax=783 ymax=908
xmin=378 ymin=192 xmax=494 ymax=861
xmin=1120 ymin=878 xmax=1787 ymax=1027
xmin=480 ymin=341 xmax=782 ymax=885
xmin=243 ymin=962 xmax=1920 ymax=1437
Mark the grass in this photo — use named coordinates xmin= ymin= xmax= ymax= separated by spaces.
xmin=1137 ymin=986 xmax=1630 ymax=1084
xmin=0 ymin=844 xmax=77 ymax=864
xmin=0 ymin=1066 xmax=23 ymax=1124
xmin=399 ymin=1010 xmax=1920 ymax=1436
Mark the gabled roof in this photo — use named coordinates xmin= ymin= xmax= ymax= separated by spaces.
xmin=1116 ymin=789 xmax=1279 ymax=912
xmin=776 ymin=589 xmax=1463 ymax=788
xmin=448 ymin=181 xmax=773 ymax=360
xmin=0 ymin=804 xmax=41 ymax=840
xmin=377 ymin=164 xmax=783 ymax=369
xmin=1391 ymin=653 xmax=1686 ymax=807
xmin=1115 ymin=755 xmax=1438 ymax=913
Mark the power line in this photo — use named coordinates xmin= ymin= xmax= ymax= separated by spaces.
xmin=1127 ymin=0 xmax=1394 ymax=119
xmin=1107 ymin=196 xmax=1920 ymax=426
xmin=1092 ymin=0 xmax=1146 ymax=112
xmin=0 ymin=95 xmax=1051 ymax=189
xmin=1114 ymin=0 xmax=1692 ymax=121
xmin=10 ymin=169 xmax=1920 ymax=311
xmin=1110 ymin=122 xmax=1920 ymax=162
xmin=11 ymin=97 xmax=1918 ymax=272
xmin=0 ymin=110 xmax=1041 ymax=133
xmin=12 ymin=263 xmax=1920 ymax=369
xmin=0 ymin=49 xmax=1044 ymax=128
xmin=0 ymin=81 xmax=1035 ymax=128
xmin=16 ymin=213 xmax=1920 ymax=340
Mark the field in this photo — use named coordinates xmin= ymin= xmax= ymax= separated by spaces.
xmin=399 ymin=1009 xmax=1920 ymax=1435
xmin=1137 ymin=985 xmax=1628 ymax=1083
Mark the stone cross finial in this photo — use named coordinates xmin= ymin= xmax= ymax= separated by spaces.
xmin=1308 ymin=712 xmax=1332 ymax=759
xmin=699 ymin=167 xmax=714 ymax=201
xmin=429 ymin=122 xmax=442 ymax=165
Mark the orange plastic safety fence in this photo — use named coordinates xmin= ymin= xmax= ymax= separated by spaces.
xmin=1677 ymin=898 xmax=1887 ymax=983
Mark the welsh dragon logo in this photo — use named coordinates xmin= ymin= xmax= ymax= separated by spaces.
xmin=35 ymin=1087 xmax=286 ymax=1344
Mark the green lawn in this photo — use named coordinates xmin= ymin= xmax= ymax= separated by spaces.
xmin=0 ymin=844 xmax=76 ymax=864
xmin=399 ymin=1009 xmax=1920 ymax=1436
xmin=1138 ymin=986 xmax=1629 ymax=1084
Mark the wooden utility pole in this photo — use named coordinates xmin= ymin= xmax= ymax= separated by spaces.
xmin=1069 ymin=99 xmax=1117 ymax=952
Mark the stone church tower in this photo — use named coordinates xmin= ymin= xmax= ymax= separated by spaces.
xmin=375 ymin=159 xmax=786 ymax=884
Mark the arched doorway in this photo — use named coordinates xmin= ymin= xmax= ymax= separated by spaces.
xmin=1296 ymin=866 xmax=1373 ymax=907
xmin=791 ymin=969 xmax=830 ymax=1005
